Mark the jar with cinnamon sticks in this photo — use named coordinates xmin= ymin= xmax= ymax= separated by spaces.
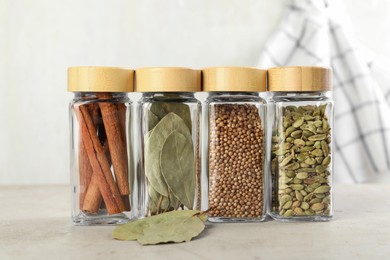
xmin=135 ymin=67 xmax=202 ymax=217
xmin=68 ymin=67 xmax=134 ymax=225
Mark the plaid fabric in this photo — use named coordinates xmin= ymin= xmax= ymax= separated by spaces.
xmin=258 ymin=0 xmax=390 ymax=183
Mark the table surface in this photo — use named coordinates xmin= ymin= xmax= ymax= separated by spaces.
xmin=1 ymin=184 xmax=389 ymax=260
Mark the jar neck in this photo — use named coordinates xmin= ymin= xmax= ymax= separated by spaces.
xmin=208 ymin=92 xmax=259 ymax=97
xmin=207 ymin=92 xmax=264 ymax=103
xmin=74 ymin=92 xmax=127 ymax=101
xmin=272 ymin=91 xmax=327 ymax=98
xmin=141 ymin=92 xmax=195 ymax=102
xmin=271 ymin=91 xmax=331 ymax=102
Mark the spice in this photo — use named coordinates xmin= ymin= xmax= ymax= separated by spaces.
xmin=112 ymin=210 xmax=207 ymax=245
xmin=144 ymin=109 xmax=196 ymax=215
xmin=268 ymin=66 xmax=333 ymax=221
xmin=271 ymin=104 xmax=332 ymax=217
xmin=135 ymin=67 xmax=202 ymax=217
xmin=68 ymin=66 xmax=134 ymax=225
xmin=203 ymin=67 xmax=267 ymax=222
xmin=75 ymin=94 xmax=130 ymax=215
xmin=208 ymin=104 xmax=264 ymax=218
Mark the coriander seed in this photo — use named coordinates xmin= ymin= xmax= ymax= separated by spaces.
xmin=203 ymin=67 xmax=267 ymax=222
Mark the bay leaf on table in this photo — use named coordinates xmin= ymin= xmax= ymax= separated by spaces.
xmin=144 ymin=113 xmax=192 ymax=197
xmin=112 ymin=210 xmax=207 ymax=245
xmin=137 ymin=213 xmax=204 ymax=245
xmin=160 ymin=130 xmax=195 ymax=209
xmin=112 ymin=218 xmax=149 ymax=241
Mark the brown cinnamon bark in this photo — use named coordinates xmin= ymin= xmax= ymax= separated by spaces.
xmin=118 ymin=103 xmax=131 ymax=211
xmin=98 ymin=93 xmax=130 ymax=196
xmin=117 ymin=103 xmax=127 ymax=144
xmin=82 ymin=140 xmax=111 ymax=213
xmin=79 ymin=141 xmax=93 ymax=208
xmin=82 ymin=174 xmax=102 ymax=213
xmin=78 ymin=104 xmax=99 ymax=209
xmin=77 ymin=105 xmax=125 ymax=214
xmin=122 ymin=195 xmax=131 ymax=211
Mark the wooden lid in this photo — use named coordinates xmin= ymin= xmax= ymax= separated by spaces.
xmin=202 ymin=67 xmax=266 ymax=92
xmin=135 ymin=67 xmax=201 ymax=92
xmin=268 ymin=66 xmax=331 ymax=92
xmin=67 ymin=66 xmax=134 ymax=92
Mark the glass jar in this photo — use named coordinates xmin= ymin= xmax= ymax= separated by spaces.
xmin=135 ymin=67 xmax=202 ymax=217
xmin=203 ymin=67 xmax=267 ymax=222
xmin=68 ymin=67 xmax=134 ymax=225
xmin=268 ymin=66 xmax=333 ymax=222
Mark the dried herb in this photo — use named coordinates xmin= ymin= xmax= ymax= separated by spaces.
xmin=160 ymin=131 xmax=195 ymax=209
xmin=112 ymin=210 xmax=207 ymax=245
xmin=149 ymin=103 xmax=192 ymax=132
xmin=144 ymin=110 xmax=196 ymax=215
xmin=147 ymin=110 xmax=160 ymax=130
xmin=148 ymin=185 xmax=180 ymax=215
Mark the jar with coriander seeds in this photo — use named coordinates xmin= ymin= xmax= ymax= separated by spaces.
xmin=203 ymin=67 xmax=267 ymax=223
xmin=136 ymin=67 xmax=202 ymax=217
xmin=68 ymin=67 xmax=134 ymax=225
xmin=268 ymin=66 xmax=333 ymax=222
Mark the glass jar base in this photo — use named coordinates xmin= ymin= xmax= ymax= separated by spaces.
xmin=269 ymin=213 xmax=332 ymax=222
xmin=73 ymin=211 xmax=130 ymax=226
xmin=208 ymin=215 xmax=266 ymax=223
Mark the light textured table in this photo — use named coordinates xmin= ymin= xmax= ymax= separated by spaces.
xmin=0 ymin=185 xmax=389 ymax=260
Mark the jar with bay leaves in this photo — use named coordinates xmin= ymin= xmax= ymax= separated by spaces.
xmin=136 ymin=67 xmax=202 ymax=217
xmin=268 ymin=66 xmax=333 ymax=221
xmin=68 ymin=67 xmax=134 ymax=225
xmin=204 ymin=67 xmax=267 ymax=222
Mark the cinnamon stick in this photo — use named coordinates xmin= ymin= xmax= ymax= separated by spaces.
xmin=79 ymin=141 xmax=93 ymax=208
xmin=118 ymin=103 xmax=131 ymax=211
xmin=78 ymin=103 xmax=99 ymax=209
xmin=82 ymin=140 xmax=111 ymax=213
xmin=117 ymin=103 xmax=127 ymax=145
xmin=77 ymin=105 xmax=125 ymax=214
xmin=122 ymin=195 xmax=131 ymax=211
xmin=82 ymin=174 xmax=102 ymax=213
xmin=98 ymin=93 xmax=130 ymax=195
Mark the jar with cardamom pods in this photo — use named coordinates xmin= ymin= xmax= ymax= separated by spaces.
xmin=268 ymin=66 xmax=333 ymax=221
xmin=68 ymin=67 xmax=134 ymax=225
xmin=203 ymin=67 xmax=267 ymax=222
xmin=136 ymin=67 xmax=202 ymax=217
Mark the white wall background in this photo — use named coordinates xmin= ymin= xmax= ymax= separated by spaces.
xmin=1 ymin=0 xmax=389 ymax=185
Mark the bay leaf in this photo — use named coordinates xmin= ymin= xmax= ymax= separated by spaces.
xmin=160 ymin=103 xmax=192 ymax=132
xmin=144 ymin=113 xmax=192 ymax=196
xmin=149 ymin=103 xmax=192 ymax=132
xmin=112 ymin=210 xmax=207 ymax=245
xmin=160 ymin=130 xmax=195 ymax=209
xmin=137 ymin=214 xmax=204 ymax=245
xmin=148 ymin=181 xmax=181 ymax=215
xmin=149 ymin=103 xmax=168 ymax=120
xmin=112 ymin=218 xmax=149 ymax=241
xmin=148 ymin=182 xmax=169 ymax=215
xmin=147 ymin=110 xmax=160 ymax=130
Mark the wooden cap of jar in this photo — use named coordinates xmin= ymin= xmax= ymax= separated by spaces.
xmin=202 ymin=67 xmax=266 ymax=92
xmin=67 ymin=66 xmax=134 ymax=92
xmin=268 ymin=66 xmax=331 ymax=92
xmin=135 ymin=67 xmax=201 ymax=92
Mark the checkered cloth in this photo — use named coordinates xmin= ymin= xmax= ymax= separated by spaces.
xmin=258 ymin=0 xmax=390 ymax=183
